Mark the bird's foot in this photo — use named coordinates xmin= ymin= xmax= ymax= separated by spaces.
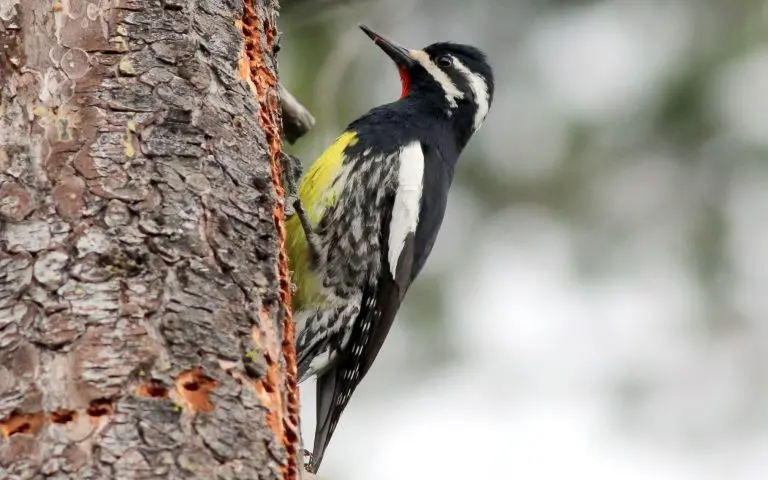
xmin=302 ymin=448 xmax=315 ymax=471
xmin=280 ymin=152 xmax=322 ymax=269
xmin=280 ymin=152 xmax=303 ymax=212
xmin=292 ymin=197 xmax=322 ymax=268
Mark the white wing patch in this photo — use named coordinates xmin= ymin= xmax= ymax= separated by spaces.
xmin=452 ymin=58 xmax=490 ymax=131
xmin=409 ymin=50 xmax=463 ymax=108
xmin=306 ymin=350 xmax=334 ymax=379
xmin=388 ymin=142 xmax=425 ymax=278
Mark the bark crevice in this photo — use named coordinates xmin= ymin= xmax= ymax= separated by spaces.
xmin=1 ymin=0 xmax=304 ymax=478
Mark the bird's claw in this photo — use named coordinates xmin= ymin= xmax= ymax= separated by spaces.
xmin=302 ymin=448 xmax=315 ymax=471
xmin=279 ymin=152 xmax=304 ymax=199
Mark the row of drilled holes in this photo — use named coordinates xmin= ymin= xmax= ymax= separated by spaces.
xmin=0 ymin=398 xmax=113 ymax=438
xmin=0 ymin=368 xmax=221 ymax=438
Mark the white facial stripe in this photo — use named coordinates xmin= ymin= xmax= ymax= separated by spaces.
xmin=452 ymin=57 xmax=490 ymax=131
xmin=409 ymin=49 xmax=463 ymax=108
xmin=388 ymin=142 xmax=424 ymax=278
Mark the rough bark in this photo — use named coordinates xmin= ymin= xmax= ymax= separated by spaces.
xmin=0 ymin=0 xmax=302 ymax=479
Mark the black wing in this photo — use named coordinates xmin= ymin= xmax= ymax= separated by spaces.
xmin=358 ymin=142 xmax=452 ymax=376
xmin=308 ymin=142 xmax=452 ymax=472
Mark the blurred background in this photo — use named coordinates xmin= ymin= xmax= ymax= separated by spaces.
xmin=279 ymin=0 xmax=768 ymax=478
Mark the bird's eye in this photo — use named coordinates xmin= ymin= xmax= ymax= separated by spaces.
xmin=436 ymin=55 xmax=453 ymax=68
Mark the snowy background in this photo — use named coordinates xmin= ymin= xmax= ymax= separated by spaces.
xmin=280 ymin=0 xmax=768 ymax=478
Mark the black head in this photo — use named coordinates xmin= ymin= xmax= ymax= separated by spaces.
xmin=360 ymin=25 xmax=494 ymax=146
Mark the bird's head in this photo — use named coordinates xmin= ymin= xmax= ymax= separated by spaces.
xmin=360 ymin=25 xmax=494 ymax=146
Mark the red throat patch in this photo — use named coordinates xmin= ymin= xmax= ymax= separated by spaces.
xmin=399 ymin=68 xmax=411 ymax=98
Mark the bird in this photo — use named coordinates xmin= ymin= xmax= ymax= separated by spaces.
xmin=285 ymin=24 xmax=494 ymax=473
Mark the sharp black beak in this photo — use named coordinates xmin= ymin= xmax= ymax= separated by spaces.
xmin=359 ymin=24 xmax=415 ymax=69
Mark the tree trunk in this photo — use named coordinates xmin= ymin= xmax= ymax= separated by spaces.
xmin=0 ymin=0 xmax=302 ymax=478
